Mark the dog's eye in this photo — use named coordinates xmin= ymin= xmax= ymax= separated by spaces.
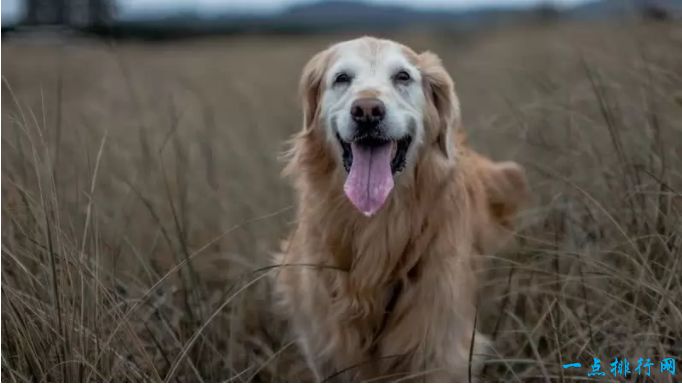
xmin=333 ymin=72 xmax=352 ymax=86
xmin=394 ymin=70 xmax=412 ymax=83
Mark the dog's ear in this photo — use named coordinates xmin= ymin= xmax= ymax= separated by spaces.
xmin=419 ymin=51 xmax=460 ymax=159
xmin=484 ymin=161 xmax=529 ymax=228
xmin=300 ymin=49 xmax=330 ymax=130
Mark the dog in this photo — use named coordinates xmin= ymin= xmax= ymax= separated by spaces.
xmin=273 ymin=37 xmax=528 ymax=381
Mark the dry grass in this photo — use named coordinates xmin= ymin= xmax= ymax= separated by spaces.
xmin=2 ymin=21 xmax=681 ymax=382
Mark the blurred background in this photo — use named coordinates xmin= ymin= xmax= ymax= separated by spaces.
xmin=2 ymin=0 xmax=681 ymax=382
xmin=2 ymin=0 xmax=681 ymax=34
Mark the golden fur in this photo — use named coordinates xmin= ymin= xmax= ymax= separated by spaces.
xmin=273 ymin=37 xmax=528 ymax=381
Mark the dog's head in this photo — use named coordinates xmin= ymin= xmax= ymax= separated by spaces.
xmin=298 ymin=37 xmax=459 ymax=216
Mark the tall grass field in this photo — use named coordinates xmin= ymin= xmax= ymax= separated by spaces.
xmin=2 ymin=21 xmax=681 ymax=381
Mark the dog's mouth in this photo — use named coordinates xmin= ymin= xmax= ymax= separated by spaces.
xmin=337 ymin=133 xmax=412 ymax=175
xmin=336 ymin=133 xmax=412 ymax=217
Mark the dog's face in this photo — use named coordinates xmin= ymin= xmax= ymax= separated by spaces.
xmin=300 ymin=37 xmax=460 ymax=216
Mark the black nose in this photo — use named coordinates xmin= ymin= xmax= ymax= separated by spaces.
xmin=351 ymin=98 xmax=386 ymax=126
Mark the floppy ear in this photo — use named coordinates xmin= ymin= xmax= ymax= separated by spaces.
xmin=419 ymin=51 xmax=460 ymax=159
xmin=483 ymin=161 xmax=529 ymax=228
xmin=300 ymin=49 xmax=330 ymax=130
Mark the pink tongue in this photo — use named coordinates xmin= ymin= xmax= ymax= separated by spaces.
xmin=343 ymin=142 xmax=395 ymax=216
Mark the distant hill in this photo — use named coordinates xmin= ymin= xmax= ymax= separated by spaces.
xmin=130 ymin=0 xmax=682 ymax=33
xmin=111 ymin=0 xmax=533 ymax=37
xmin=10 ymin=0 xmax=681 ymax=39
xmin=274 ymin=0 xmax=525 ymax=30
xmin=568 ymin=0 xmax=682 ymax=20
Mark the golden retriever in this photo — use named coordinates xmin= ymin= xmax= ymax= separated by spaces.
xmin=273 ymin=36 xmax=528 ymax=381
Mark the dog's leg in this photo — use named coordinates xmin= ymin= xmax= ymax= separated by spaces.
xmin=469 ymin=331 xmax=492 ymax=382
xmin=297 ymin=333 xmax=324 ymax=382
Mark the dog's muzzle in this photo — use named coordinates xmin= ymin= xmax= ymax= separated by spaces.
xmin=336 ymin=97 xmax=413 ymax=216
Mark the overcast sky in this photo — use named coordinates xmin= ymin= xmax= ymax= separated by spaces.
xmin=2 ymin=0 xmax=593 ymax=24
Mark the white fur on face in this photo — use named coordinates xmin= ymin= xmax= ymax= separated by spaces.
xmin=319 ymin=39 xmax=426 ymax=167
